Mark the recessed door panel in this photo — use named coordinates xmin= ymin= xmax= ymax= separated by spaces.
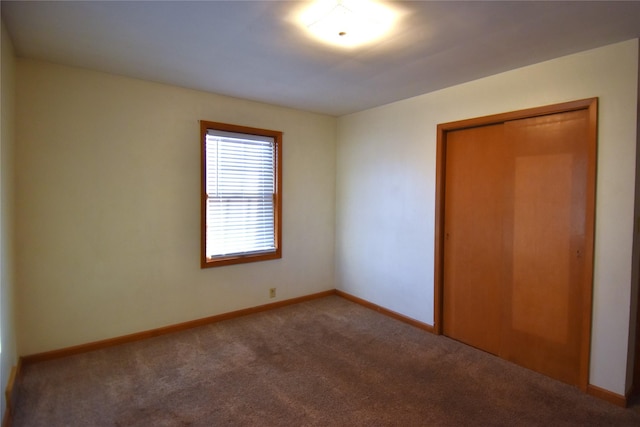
xmin=511 ymin=153 xmax=573 ymax=344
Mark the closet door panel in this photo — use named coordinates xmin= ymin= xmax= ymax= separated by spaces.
xmin=442 ymin=124 xmax=505 ymax=355
xmin=501 ymin=110 xmax=590 ymax=386
xmin=437 ymin=99 xmax=596 ymax=390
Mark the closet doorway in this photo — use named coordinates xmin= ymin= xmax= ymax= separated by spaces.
xmin=434 ymin=98 xmax=598 ymax=389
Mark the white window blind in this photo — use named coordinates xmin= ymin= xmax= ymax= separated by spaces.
xmin=205 ymin=129 xmax=276 ymax=259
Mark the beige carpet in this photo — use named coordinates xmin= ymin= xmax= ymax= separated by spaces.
xmin=14 ymin=296 xmax=640 ymax=426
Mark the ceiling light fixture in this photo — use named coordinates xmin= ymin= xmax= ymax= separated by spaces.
xmin=299 ymin=0 xmax=396 ymax=48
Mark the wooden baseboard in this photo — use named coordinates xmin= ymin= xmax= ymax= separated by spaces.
xmin=22 ymin=290 xmax=336 ymax=364
xmin=12 ymin=290 xmax=634 ymax=412
xmin=335 ymin=291 xmax=635 ymax=409
xmin=587 ymin=384 xmax=627 ymax=408
xmin=3 ymin=359 xmax=23 ymax=427
xmin=22 ymin=289 xmax=436 ymax=365
xmin=335 ymin=289 xmax=435 ymax=333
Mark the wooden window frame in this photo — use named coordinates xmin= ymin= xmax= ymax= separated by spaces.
xmin=200 ymin=121 xmax=282 ymax=268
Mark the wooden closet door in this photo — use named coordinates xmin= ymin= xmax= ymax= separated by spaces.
xmin=501 ymin=109 xmax=591 ymax=386
xmin=438 ymin=101 xmax=595 ymax=389
xmin=442 ymin=123 xmax=506 ymax=356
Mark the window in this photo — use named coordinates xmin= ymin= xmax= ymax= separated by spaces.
xmin=200 ymin=121 xmax=282 ymax=268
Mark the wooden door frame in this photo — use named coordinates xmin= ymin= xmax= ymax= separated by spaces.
xmin=433 ymin=98 xmax=598 ymax=391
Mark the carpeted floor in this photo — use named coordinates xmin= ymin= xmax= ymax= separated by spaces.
xmin=14 ymin=296 xmax=640 ymax=426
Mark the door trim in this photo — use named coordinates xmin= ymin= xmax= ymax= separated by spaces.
xmin=434 ymin=98 xmax=598 ymax=390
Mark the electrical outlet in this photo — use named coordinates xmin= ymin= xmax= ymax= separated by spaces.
xmin=269 ymin=288 xmax=276 ymax=298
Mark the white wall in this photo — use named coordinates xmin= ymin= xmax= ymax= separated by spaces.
xmin=336 ymin=39 xmax=639 ymax=396
xmin=0 ymin=19 xmax=18 ymax=421
xmin=15 ymin=60 xmax=337 ymax=355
